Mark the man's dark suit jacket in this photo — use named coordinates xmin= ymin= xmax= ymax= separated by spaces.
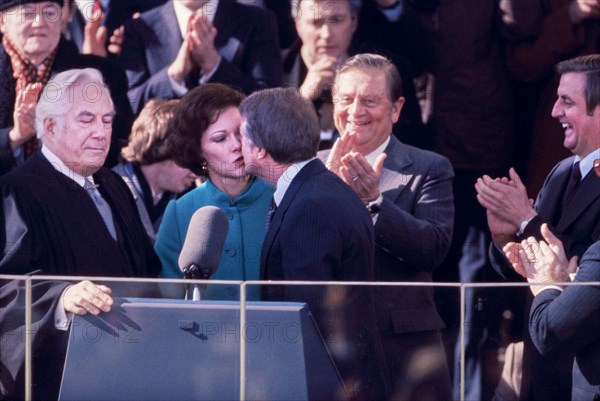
xmin=529 ymin=240 xmax=600 ymax=401
xmin=0 ymin=37 xmax=133 ymax=175
xmin=492 ymin=156 xmax=600 ymax=276
xmin=490 ymin=155 xmax=600 ymax=401
xmin=119 ymin=0 xmax=282 ymax=113
xmin=320 ymin=135 xmax=454 ymax=399
xmin=260 ymin=159 xmax=387 ymax=400
xmin=0 ymin=152 xmax=161 ymax=401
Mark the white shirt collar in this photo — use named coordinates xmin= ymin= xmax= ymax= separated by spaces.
xmin=575 ymin=147 xmax=600 ymax=179
xmin=41 ymin=145 xmax=93 ymax=187
xmin=364 ymin=136 xmax=390 ymax=166
xmin=173 ymin=0 xmax=219 ymax=39
xmin=273 ymin=158 xmax=316 ymax=206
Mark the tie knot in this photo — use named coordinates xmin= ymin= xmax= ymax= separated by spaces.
xmin=268 ymin=198 xmax=277 ymax=212
xmin=84 ymin=178 xmax=99 ymax=190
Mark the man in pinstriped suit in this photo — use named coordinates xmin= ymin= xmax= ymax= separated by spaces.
xmin=321 ymin=53 xmax=454 ymax=401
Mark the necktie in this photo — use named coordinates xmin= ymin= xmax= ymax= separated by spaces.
xmin=265 ymin=197 xmax=277 ymax=231
xmin=84 ymin=179 xmax=117 ymax=240
xmin=561 ymin=161 xmax=581 ymax=208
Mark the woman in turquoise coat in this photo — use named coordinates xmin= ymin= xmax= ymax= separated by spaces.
xmin=156 ymin=84 xmax=273 ymax=300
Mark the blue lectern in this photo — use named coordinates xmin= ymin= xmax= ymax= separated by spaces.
xmin=59 ymin=298 xmax=345 ymax=400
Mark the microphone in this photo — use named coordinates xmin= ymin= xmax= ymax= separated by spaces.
xmin=178 ymin=206 xmax=229 ymax=301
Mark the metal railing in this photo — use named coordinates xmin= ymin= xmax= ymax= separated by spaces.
xmin=1 ymin=275 xmax=598 ymax=401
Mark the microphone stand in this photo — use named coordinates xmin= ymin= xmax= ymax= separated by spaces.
xmin=182 ymin=264 xmax=212 ymax=301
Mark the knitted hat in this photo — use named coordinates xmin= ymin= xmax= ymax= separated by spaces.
xmin=0 ymin=0 xmax=64 ymax=12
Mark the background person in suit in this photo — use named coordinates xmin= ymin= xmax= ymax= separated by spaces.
xmin=476 ymin=54 xmax=600 ymax=401
xmin=322 ymin=53 xmax=454 ymax=401
xmin=0 ymin=68 xmax=161 ymax=401
xmin=503 ymin=224 xmax=600 ymax=401
xmin=239 ymin=86 xmax=387 ymax=400
xmin=0 ymin=0 xmax=133 ymax=175
xmin=282 ymin=0 xmax=425 ymax=150
xmin=117 ymin=0 xmax=282 ymax=113
xmin=112 ymin=99 xmax=196 ymax=244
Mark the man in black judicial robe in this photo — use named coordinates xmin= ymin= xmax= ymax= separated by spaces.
xmin=0 ymin=68 xmax=160 ymax=401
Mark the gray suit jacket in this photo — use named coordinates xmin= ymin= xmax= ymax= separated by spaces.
xmin=320 ymin=136 xmax=454 ymax=398
xmin=320 ymin=137 xmax=455 ymax=398
xmin=530 ymin=240 xmax=600 ymax=401
xmin=320 ymin=136 xmax=455 ymax=333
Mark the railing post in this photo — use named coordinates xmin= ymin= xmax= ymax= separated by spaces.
xmin=459 ymin=283 xmax=466 ymax=401
xmin=25 ymin=278 xmax=32 ymax=401
xmin=239 ymin=283 xmax=247 ymax=401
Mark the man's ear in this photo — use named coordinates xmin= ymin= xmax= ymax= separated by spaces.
xmin=43 ymin=118 xmax=56 ymax=137
xmin=257 ymin=147 xmax=268 ymax=160
xmin=0 ymin=13 xmax=6 ymax=34
xmin=391 ymin=96 xmax=405 ymax=124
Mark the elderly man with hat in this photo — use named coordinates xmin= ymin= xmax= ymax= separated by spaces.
xmin=0 ymin=0 xmax=132 ymax=175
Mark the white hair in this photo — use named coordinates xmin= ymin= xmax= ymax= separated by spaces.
xmin=35 ymin=68 xmax=113 ymax=139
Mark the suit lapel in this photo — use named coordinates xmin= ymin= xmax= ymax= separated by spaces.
xmin=260 ymin=160 xmax=322 ymax=277
xmin=536 ymin=157 xmax=574 ymax=225
xmin=212 ymin=0 xmax=241 ymax=62
xmin=260 ymin=207 xmax=279 ymax=277
xmin=556 ymin=172 xmax=600 ymax=232
xmin=213 ymin=0 xmax=231 ymax=47
xmin=380 ymin=137 xmax=413 ymax=195
xmin=281 ymin=41 xmax=304 ymax=87
xmin=149 ymin=3 xmax=182 ymax=65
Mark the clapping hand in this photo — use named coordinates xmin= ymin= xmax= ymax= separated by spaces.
xmin=339 ymin=152 xmax=386 ymax=204
xmin=326 ymin=131 xmax=385 ymax=204
xmin=503 ymin=224 xmax=578 ymax=295
xmin=188 ymin=9 xmax=221 ymax=75
xmin=475 ymin=168 xmax=535 ymax=226
xmin=9 ymin=83 xmax=42 ymax=150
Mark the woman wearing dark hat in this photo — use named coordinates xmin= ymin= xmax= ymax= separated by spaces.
xmin=0 ymin=0 xmax=133 ymax=176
